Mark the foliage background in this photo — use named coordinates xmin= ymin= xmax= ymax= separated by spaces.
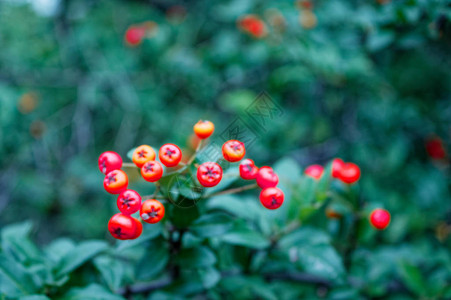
xmin=0 ymin=0 xmax=450 ymax=299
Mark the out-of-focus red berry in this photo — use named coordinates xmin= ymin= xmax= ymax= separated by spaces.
xmin=426 ymin=137 xmax=447 ymax=160
xmin=339 ymin=163 xmax=360 ymax=184
xmin=256 ymin=166 xmax=279 ymax=189
xmin=304 ymin=164 xmax=324 ymax=180
xmin=238 ymin=15 xmax=267 ymax=38
xmin=370 ymin=208 xmax=391 ymax=230
xmin=125 ymin=26 xmax=147 ymax=46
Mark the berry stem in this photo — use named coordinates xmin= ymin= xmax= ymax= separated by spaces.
xmin=152 ymin=182 xmax=160 ymax=198
xmin=186 ymin=139 xmax=203 ymax=165
xmin=122 ymin=162 xmax=137 ymax=168
xmin=203 ymin=183 xmax=258 ymax=199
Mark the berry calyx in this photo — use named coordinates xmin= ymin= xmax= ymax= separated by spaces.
xmin=260 ymin=187 xmax=284 ymax=209
xmin=193 ymin=120 xmax=215 ymax=139
xmin=132 ymin=145 xmax=156 ymax=168
xmin=159 ymin=143 xmax=182 ymax=167
xmin=197 ymin=162 xmax=223 ymax=187
xmin=339 ymin=162 xmax=361 ymax=184
xmin=369 ymin=208 xmax=391 ymax=230
xmin=125 ymin=25 xmax=146 ymax=46
xmin=98 ymin=151 xmax=123 ymax=174
xmin=256 ymin=166 xmax=279 ymax=189
xmin=141 ymin=161 xmax=163 ymax=182
xmin=117 ymin=189 xmax=142 ymax=215
xmin=104 ymin=170 xmax=128 ymax=194
xmin=108 ymin=213 xmax=138 ymax=240
xmin=239 ymin=159 xmax=258 ymax=180
xmin=331 ymin=158 xmax=345 ymax=178
xmin=305 ymin=164 xmax=324 ymax=180
xmin=222 ymin=140 xmax=246 ymax=162
xmin=140 ymin=199 xmax=165 ymax=224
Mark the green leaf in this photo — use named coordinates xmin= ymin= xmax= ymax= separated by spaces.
xmin=44 ymin=238 xmax=75 ymax=264
xmin=398 ymin=260 xmax=426 ymax=296
xmin=190 ymin=212 xmax=234 ymax=238
xmin=221 ymin=230 xmax=270 ymax=249
xmin=273 ymin=157 xmax=301 ymax=185
xmin=62 ymin=283 xmax=125 ymax=300
xmin=94 ymin=255 xmax=126 ymax=292
xmin=56 ymin=240 xmax=108 ymax=276
xmin=19 ymin=296 xmax=51 ymax=300
xmin=1 ymin=221 xmax=42 ymax=263
xmin=176 ymin=246 xmax=217 ymax=268
xmin=126 ymin=147 xmax=136 ymax=161
xmin=115 ymin=222 xmax=162 ymax=251
xmin=136 ymin=240 xmax=169 ymax=280
xmin=199 ymin=267 xmax=221 ymax=289
xmin=278 ymin=227 xmax=330 ymax=249
xmin=0 ymin=253 xmax=39 ymax=297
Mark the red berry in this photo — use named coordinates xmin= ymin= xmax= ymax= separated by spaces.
xmin=140 ymin=199 xmax=165 ymax=224
xmin=104 ymin=170 xmax=128 ymax=194
xmin=238 ymin=15 xmax=267 ymax=38
xmin=339 ymin=162 xmax=361 ymax=184
xmin=332 ymin=158 xmax=345 ymax=178
xmin=132 ymin=145 xmax=156 ymax=168
xmin=98 ymin=151 xmax=123 ymax=174
xmin=197 ymin=162 xmax=223 ymax=187
xmin=141 ymin=161 xmax=163 ymax=182
xmin=369 ymin=208 xmax=391 ymax=230
xmin=193 ymin=120 xmax=215 ymax=139
xmin=222 ymin=140 xmax=246 ymax=162
xmin=108 ymin=213 xmax=138 ymax=240
xmin=125 ymin=26 xmax=146 ymax=46
xmin=260 ymin=187 xmax=284 ymax=209
xmin=159 ymin=143 xmax=182 ymax=167
xmin=132 ymin=218 xmax=143 ymax=239
xmin=239 ymin=159 xmax=258 ymax=180
xmin=305 ymin=164 xmax=324 ymax=180
xmin=117 ymin=189 xmax=142 ymax=215
xmin=256 ymin=166 xmax=279 ymax=188
xmin=426 ymin=137 xmax=446 ymax=160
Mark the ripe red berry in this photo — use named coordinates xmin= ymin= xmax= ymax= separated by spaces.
xmin=159 ymin=143 xmax=182 ymax=167
xmin=117 ymin=189 xmax=142 ymax=215
xmin=108 ymin=213 xmax=138 ymax=240
xmin=425 ymin=137 xmax=446 ymax=160
xmin=332 ymin=158 xmax=345 ymax=178
xmin=132 ymin=218 xmax=143 ymax=239
xmin=239 ymin=159 xmax=258 ymax=180
xmin=132 ymin=145 xmax=156 ymax=168
xmin=256 ymin=166 xmax=279 ymax=188
xmin=104 ymin=170 xmax=128 ymax=194
xmin=339 ymin=162 xmax=361 ymax=184
xmin=141 ymin=161 xmax=163 ymax=182
xmin=260 ymin=187 xmax=284 ymax=209
xmin=98 ymin=151 xmax=123 ymax=174
xmin=125 ymin=26 xmax=146 ymax=46
xmin=140 ymin=199 xmax=165 ymax=224
xmin=304 ymin=164 xmax=324 ymax=180
xmin=369 ymin=208 xmax=391 ymax=230
xmin=193 ymin=120 xmax=215 ymax=139
xmin=197 ymin=162 xmax=223 ymax=187
xmin=222 ymin=140 xmax=245 ymax=162
xmin=238 ymin=15 xmax=267 ymax=38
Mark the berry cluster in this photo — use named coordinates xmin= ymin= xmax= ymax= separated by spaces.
xmin=98 ymin=120 xmax=284 ymax=240
xmin=304 ymin=158 xmax=361 ymax=184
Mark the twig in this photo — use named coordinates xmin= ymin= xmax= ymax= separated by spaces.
xmin=187 ymin=139 xmax=203 ymax=165
xmin=203 ymin=183 xmax=258 ymax=199
xmin=122 ymin=162 xmax=137 ymax=168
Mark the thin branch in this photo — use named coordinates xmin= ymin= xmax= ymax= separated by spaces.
xmin=122 ymin=162 xmax=137 ymax=168
xmin=203 ymin=183 xmax=258 ymax=199
xmin=187 ymin=139 xmax=203 ymax=165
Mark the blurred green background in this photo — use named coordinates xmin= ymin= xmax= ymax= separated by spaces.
xmin=0 ymin=0 xmax=451 ymax=298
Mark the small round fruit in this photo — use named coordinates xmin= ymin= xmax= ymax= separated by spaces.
xmin=141 ymin=161 xmax=163 ymax=182
xmin=260 ymin=187 xmax=284 ymax=209
xmin=193 ymin=120 xmax=214 ymax=139
xmin=108 ymin=213 xmax=138 ymax=240
xmin=131 ymin=218 xmax=143 ymax=239
xmin=159 ymin=143 xmax=182 ymax=167
xmin=222 ymin=140 xmax=245 ymax=162
xmin=98 ymin=151 xmax=123 ymax=174
xmin=117 ymin=189 xmax=142 ymax=215
xmin=140 ymin=199 xmax=165 ymax=224
xmin=104 ymin=170 xmax=128 ymax=194
xmin=197 ymin=162 xmax=223 ymax=187
xmin=125 ymin=26 xmax=146 ymax=46
xmin=426 ymin=137 xmax=446 ymax=160
xmin=339 ymin=162 xmax=361 ymax=184
xmin=239 ymin=159 xmax=258 ymax=180
xmin=132 ymin=145 xmax=156 ymax=168
xmin=332 ymin=158 xmax=345 ymax=178
xmin=369 ymin=209 xmax=391 ymax=230
xmin=305 ymin=164 xmax=324 ymax=180
xmin=256 ymin=166 xmax=279 ymax=188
